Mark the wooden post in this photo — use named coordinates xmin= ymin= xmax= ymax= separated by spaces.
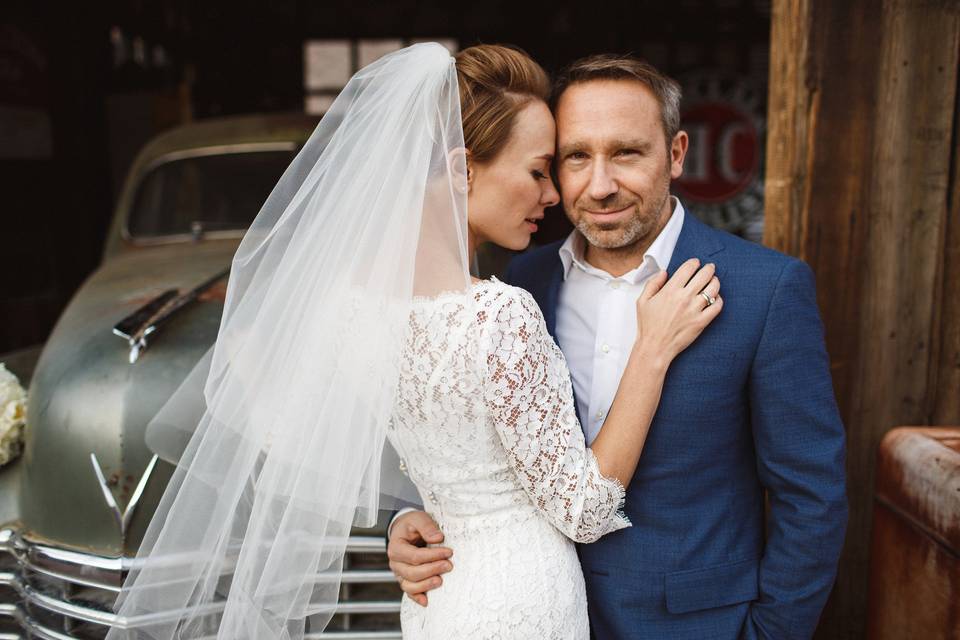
xmin=764 ymin=0 xmax=960 ymax=637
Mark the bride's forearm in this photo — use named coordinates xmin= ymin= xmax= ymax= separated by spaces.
xmin=589 ymin=344 xmax=670 ymax=486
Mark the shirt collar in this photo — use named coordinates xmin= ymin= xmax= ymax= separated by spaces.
xmin=559 ymin=196 xmax=685 ymax=283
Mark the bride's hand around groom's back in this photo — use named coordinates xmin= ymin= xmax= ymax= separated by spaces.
xmin=387 ymin=510 xmax=453 ymax=607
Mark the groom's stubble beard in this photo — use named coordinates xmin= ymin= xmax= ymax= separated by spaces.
xmin=568 ymin=162 xmax=672 ymax=252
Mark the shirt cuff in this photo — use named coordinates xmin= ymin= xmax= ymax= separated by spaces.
xmin=387 ymin=506 xmax=418 ymax=539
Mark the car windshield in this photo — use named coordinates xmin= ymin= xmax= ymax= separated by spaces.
xmin=127 ymin=149 xmax=297 ymax=238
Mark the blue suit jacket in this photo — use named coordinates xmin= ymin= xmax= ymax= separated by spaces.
xmin=503 ymin=213 xmax=848 ymax=640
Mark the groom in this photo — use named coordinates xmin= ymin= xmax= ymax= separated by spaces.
xmin=387 ymin=54 xmax=847 ymax=640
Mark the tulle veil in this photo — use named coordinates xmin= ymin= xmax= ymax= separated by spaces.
xmin=107 ymin=42 xmax=470 ymax=639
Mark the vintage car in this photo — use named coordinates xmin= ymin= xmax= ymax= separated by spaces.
xmin=0 ymin=114 xmax=403 ymax=639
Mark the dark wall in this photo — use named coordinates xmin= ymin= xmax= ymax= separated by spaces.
xmin=0 ymin=0 xmax=770 ymax=355
xmin=0 ymin=5 xmax=111 ymax=354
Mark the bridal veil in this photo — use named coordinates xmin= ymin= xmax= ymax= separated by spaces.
xmin=107 ymin=42 xmax=472 ymax=639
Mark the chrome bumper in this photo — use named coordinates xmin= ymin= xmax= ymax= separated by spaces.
xmin=0 ymin=524 xmax=402 ymax=639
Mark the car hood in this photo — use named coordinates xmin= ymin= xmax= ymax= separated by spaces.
xmin=20 ymin=240 xmax=239 ymax=556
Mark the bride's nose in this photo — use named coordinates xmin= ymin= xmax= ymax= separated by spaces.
xmin=541 ymin=178 xmax=560 ymax=207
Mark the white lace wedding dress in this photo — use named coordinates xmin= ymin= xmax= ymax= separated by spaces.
xmin=387 ymin=277 xmax=631 ymax=640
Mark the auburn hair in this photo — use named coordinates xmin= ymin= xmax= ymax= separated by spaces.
xmin=454 ymin=44 xmax=551 ymax=163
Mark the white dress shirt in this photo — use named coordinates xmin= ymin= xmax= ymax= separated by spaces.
xmin=388 ymin=198 xmax=685 ymax=535
xmin=555 ymin=197 xmax=685 ymax=445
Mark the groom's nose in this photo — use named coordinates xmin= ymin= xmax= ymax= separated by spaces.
xmin=587 ymin=159 xmax=618 ymax=201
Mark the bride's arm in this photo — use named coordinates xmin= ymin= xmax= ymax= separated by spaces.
xmin=487 ymin=259 xmax=720 ymax=543
xmin=591 ymin=258 xmax=722 ymax=485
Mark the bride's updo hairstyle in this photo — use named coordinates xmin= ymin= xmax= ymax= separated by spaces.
xmin=454 ymin=44 xmax=551 ymax=163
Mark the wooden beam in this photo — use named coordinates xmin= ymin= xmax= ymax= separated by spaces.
xmin=765 ymin=0 xmax=960 ymax=637
xmin=932 ymin=65 xmax=960 ymax=426
xmin=764 ymin=0 xmax=813 ymax=259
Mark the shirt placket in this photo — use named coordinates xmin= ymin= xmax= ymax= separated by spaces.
xmin=587 ymin=280 xmax=621 ymax=444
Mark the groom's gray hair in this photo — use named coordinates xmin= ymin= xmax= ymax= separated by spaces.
xmin=552 ymin=54 xmax=682 ymax=148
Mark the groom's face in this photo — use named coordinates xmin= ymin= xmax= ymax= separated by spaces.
xmin=555 ymin=79 xmax=686 ymax=250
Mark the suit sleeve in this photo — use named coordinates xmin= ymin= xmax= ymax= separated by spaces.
xmin=746 ymin=259 xmax=848 ymax=640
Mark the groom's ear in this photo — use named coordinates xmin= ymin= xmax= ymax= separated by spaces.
xmin=447 ymin=147 xmax=472 ymax=194
xmin=669 ymin=131 xmax=689 ymax=180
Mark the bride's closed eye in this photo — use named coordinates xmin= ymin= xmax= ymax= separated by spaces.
xmin=531 ymin=169 xmax=550 ymax=180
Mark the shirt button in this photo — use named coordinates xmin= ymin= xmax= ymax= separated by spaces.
xmin=398 ymin=459 xmax=407 ymax=475
xmin=609 ymin=281 xmax=621 ymax=289
xmin=601 ymin=344 xmax=610 ymax=354
xmin=595 ymin=410 xmax=604 ymax=420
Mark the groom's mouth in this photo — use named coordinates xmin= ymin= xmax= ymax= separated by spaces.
xmin=525 ymin=216 xmax=542 ymax=232
xmin=585 ymin=204 xmax=633 ymax=224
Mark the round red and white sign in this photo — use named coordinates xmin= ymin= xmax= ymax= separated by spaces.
xmin=675 ymin=75 xmax=765 ymax=238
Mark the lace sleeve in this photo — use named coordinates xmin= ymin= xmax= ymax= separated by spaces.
xmin=484 ymin=287 xmax=631 ymax=543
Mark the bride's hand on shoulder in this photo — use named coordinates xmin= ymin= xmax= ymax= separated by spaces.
xmin=633 ymin=258 xmax=722 ymax=364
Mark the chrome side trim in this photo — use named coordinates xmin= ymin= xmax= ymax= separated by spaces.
xmin=306 ymin=634 xmax=402 ymax=640
xmin=0 ymin=602 xmax=101 ymax=640
xmin=344 ymin=537 xmax=387 ymax=553
xmin=338 ymin=569 xmax=395 ymax=584
xmin=120 ymin=229 xmax=247 ymax=247
xmin=140 ymin=143 xmax=299 ymax=169
xmin=0 ymin=525 xmax=384 ymax=577
xmin=0 ymin=569 xmax=400 ymax=628
xmin=89 ymin=453 xmax=159 ymax=535
xmin=0 ymin=525 xmax=399 ymax=638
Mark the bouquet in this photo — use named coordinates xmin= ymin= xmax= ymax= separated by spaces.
xmin=0 ymin=364 xmax=27 ymax=467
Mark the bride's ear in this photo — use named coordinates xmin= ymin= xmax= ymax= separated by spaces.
xmin=448 ymin=147 xmax=472 ymax=195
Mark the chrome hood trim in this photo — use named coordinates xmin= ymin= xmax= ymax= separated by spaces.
xmin=21 ymin=240 xmax=238 ymax=554
xmin=90 ymin=453 xmax=159 ymax=536
xmin=112 ymin=267 xmax=230 ymax=363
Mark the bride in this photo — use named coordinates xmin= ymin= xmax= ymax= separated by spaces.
xmin=107 ymin=42 xmax=721 ymax=640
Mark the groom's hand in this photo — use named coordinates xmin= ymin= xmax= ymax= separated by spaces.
xmin=387 ymin=510 xmax=453 ymax=606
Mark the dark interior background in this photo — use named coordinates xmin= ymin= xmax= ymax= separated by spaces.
xmin=0 ymin=0 xmax=771 ymax=355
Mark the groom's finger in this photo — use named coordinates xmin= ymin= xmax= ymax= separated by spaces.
xmin=395 ymin=511 xmax=445 ymax=545
xmin=387 ymin=538 xmax=453 ymax=566
xmin=391 ymin=558 xmax=454 ymax=583
xmin=399 ymin=575 xmax=444 ymax=598
xmin=408 ymin=593 xmax=428 ymax=607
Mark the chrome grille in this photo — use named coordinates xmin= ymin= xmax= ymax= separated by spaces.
xmin=0 ymin=525 xmax=402 ymax=639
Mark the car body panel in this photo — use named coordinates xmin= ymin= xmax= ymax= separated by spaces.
xmin=1 ymin=113 xmax=404 ymax=638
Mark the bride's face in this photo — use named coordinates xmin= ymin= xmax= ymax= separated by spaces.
xmin=468 ymin=100 xmax=560 ymax=251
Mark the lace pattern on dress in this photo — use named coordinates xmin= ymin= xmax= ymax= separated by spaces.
xmin=482 ymin=283 xmax=630 ymax=543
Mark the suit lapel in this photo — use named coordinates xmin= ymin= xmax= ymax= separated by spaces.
xmin=539 ymin=214 xmax=727 ymax=437
xmin=667 ymin=211 xmax=726 ymax=275
xmin=542 ymin=259 xmax=564 ymax=339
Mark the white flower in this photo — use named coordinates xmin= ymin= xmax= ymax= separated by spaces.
xmin=0 ymin=363 xmax=27 ymax=467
